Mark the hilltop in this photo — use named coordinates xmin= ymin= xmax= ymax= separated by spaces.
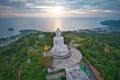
xmin=0 ymin=31 xmax=120 ymax=80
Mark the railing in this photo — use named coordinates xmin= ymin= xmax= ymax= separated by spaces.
xmin=83 ymin=58 xmax=97 ymax=80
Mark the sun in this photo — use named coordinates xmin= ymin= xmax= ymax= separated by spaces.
xmin=49 ymin=6 xmax=63 ymax=16
xmin=51 ymin=7 xmax=62 ymax=14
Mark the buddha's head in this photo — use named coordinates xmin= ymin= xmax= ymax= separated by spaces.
xmin=56 ymin=28 xmax=61 ymax=37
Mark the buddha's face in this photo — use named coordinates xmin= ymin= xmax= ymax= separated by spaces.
xmin=56 ymin=28 xmax=61 ymax=37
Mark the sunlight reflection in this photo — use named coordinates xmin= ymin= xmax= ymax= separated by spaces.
xmin=53 ymin=18 xmax=62 ymax=31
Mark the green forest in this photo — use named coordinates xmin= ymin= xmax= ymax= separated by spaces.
xmin=0 ymin=32 xmax=120 ymax=80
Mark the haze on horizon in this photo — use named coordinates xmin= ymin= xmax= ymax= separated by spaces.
xmin=0 ymin=0 xmax=120 ymax=18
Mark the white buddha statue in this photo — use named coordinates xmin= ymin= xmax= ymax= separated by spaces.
xmin=51 ymin=28 xmax=69 ymax=56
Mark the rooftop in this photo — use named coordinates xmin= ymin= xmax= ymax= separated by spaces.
xmin=66 ymin=65 xmax=89 ymax=80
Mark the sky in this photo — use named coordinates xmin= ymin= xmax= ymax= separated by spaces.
xmin=0 ymin=0 xmax=120 ymax=17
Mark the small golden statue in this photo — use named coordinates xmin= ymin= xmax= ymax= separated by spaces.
xmin=44 ymin=44 xmax=49 ymax=51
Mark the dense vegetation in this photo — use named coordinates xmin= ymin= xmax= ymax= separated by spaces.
xmin=0 ymin=32 xmax=54 ymax=80
xmin=0 ymin=31 xmax=120 ymax=80
xmin=76 ymin=32 xmax=120 ymax=80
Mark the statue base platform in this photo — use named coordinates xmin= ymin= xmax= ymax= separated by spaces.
xmin=49 ymin=48 xmax=83 ymax=71
xmin=50 ymin=51 xmax=72 ymax=59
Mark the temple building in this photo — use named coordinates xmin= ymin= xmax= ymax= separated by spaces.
xmin=66 ymin=65 xmax=89 ymax=80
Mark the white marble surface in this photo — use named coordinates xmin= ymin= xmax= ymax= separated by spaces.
xmin=51 ymin=28 xmax=69 ymax=56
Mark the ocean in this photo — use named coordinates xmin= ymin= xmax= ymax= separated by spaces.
xmin=0 ymin=17 xmax=119 ymax=38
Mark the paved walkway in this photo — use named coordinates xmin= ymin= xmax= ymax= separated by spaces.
xmin=50 ymin=47 xmax=82 ymax=71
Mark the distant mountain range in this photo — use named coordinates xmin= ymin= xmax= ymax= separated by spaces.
xmin=100 ymin=20 xmax=120 ymax=29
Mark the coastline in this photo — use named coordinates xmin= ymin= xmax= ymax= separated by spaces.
xmin=0 ymin=30 xmax=40 ymax=47
xmin=1 ymin=26 xmax=120 ymax=48
xmin=0 ymin=19 xmax=120 ymax=48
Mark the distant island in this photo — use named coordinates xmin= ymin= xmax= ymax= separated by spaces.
xmin=8 ymin=28 xmax=14 ymax=31
xmin=100 ymin=20 xmax=120 ymax=29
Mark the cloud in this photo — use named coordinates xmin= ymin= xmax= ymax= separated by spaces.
xmin=8 ymin=0 xmax=26 ymax=2
xmin=0 ymin=0 xmax=120 ymax=17
xmin=0 ymin=5 xmax=16 ymax=12
xmin=89 ymin=9 xmax=120 ymax=14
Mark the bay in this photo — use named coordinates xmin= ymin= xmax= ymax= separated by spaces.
xmin=0 ymin=17 xmax=119 ymax=38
